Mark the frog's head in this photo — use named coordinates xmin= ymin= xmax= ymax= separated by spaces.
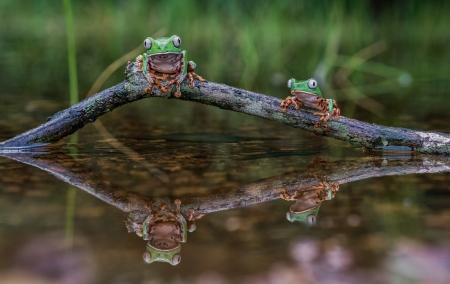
xmin=286 ymin=203 xmax=321 ymax=226
xmin=143 ymin=244 xmax=182 ymax=266
xmin=143 ymin=35 xmax=182 ymax=55
xmin=287 ymin=78 xmax=322 ymax=97
xmin=141 ymin=219 xmax=187 ymax=265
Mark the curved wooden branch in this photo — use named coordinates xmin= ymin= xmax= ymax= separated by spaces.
xmin=1 ymin=61 xmax=449 ymax=154
xmin=3 ymin=152 xmax=449 ymax=232
xmin=3 ymin=152 xmax=449 ymax=215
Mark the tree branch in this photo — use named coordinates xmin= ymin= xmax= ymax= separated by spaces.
xmin=1 ymin=61 xmax=449 ymax=154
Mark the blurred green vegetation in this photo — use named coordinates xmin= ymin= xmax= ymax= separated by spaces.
xmin=0 ymin=0 xmax=449 ymax=122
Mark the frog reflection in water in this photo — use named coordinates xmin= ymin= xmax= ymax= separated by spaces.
xmin=136 ymin=199 xmax=205 ymax=265
xmin=280 ymin=174 xmax=339 ymax=225
xmin=280 ymin=78 xmax=341 ymax=131
xmin=135 ymin=35 xmax=206 ymax=98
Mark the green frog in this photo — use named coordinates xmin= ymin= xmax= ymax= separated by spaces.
xmin=280 ymin=174 xmax=339 ymax=225
xmin=136 ymin=199 xmax=204 ymax=265
xmin=135 ymin=35 xmax=205 ymax=98
xmin=280 ymin=78 xmax=341 ymax=131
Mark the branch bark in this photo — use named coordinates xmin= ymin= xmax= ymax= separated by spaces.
xmin=1 ymin=61 xmax=449 ymax=154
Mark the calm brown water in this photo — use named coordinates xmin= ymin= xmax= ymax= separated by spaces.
xmin=0 ymin=90 xmax=450 ymax=283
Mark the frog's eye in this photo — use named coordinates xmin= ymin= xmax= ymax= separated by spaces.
xmin=144 ymin=39 xmax=152 ymax=50
xmin=173 ymin=36 xmax=181 ymax=48
xmin=172 ymin=253 xmax=181 ymax=265
xmin=308 ymin=79 xmax=318 ymax=89
xmin=143 ymin=251 xmax=152 ymax=263
xmin=307 ymin=214 xmax=317 ymax=226
xmin=287 ymin=79 xmax=292 ymax=88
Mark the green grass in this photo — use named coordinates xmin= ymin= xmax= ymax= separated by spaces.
xmin=0 ymin=0 xmax=448 ymax=119
xmin=62 ymin=0 xmax=78 ymax=249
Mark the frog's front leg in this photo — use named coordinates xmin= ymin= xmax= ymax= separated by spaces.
xmin=187 ymin=61 xmax=206 ymax=88
xmin=330 ymin=101 xmax=341 ymax=121
xmin=172 ymin=52 xmax=189 ymax=98
xmin=314 ymin=100 xmax=341 ymax=130
xmin=135 ymin=55 xmax=155 ymax=93
xmin=135 ymin=55 xmax=144 ymax=72
xmin=186 ymin=208 xmax=205 ymax=232
xmin=312 ymin=173 xmax=339 ymax=193
xmin=312 ymin=111 xmax=330 ymax=131
xmin=279 ymin=188 xmax=303 ymax=200
xmin=280 ymin=96 xmax=303 ymax=113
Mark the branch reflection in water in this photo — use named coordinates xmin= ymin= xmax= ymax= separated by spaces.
xmin=2 ymin=151 xmax=450 ymax=266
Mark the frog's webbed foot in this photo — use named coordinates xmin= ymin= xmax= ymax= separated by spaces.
xmin=157 ymin=75 xmax=183 ymax=97
xmin=144 ymin=74 xmax=156 ymax=93
xmin=174 ymin=81 xmax=182 ymax=98
xmin=280 ymin=97 xmax=302 ymax=113
xmin=135 ymin=55 xmax=144 ymax=72
xmin=174 ymin=199 xmax=182 ymax=215
xmin=331 ymin=106 xmax=341 ymax=121
xmin=280 ymin=97 xmax=293 ymax=113
xmin=279 ymin=188 xmax=291 ymax=200
xmin=312 ymin=173 xmax=339 ymax=202
xmin=313 ymin=112 xmax=329 ymax=131
xmin=187 ymin=208 xmax=205 ymax=222
xmin=187 ymin=208 xmax=205 ymax=232
xmin=187 ymin=72 xmax=206 ymax=88
xmin=279 ymin=188 xmax=302 ymax=200
xmin=135 ymin=224 xmax=144 ymax=237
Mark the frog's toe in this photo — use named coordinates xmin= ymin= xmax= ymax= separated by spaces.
xmin=188 ymin=73 xmax=196 ymax=88
xmin=145 ymin=84 xmax=154 ymax=93
xmin=174 ymin=91 xmax=182 ymax=98
xmin=187 ymin=61 xmax=197 ymax=71
xmin=193 ymin=73 xmax=206 ymax=82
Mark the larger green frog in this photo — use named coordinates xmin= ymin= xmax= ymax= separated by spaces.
xmin=136 ymin=199 xmax=205 ymax=265
xmin=280 ymin=78 xmax=341 ymax=131
xmin=135 ymin=35 xmax=205 ymax=98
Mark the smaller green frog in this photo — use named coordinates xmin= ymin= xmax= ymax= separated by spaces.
xmin=135 ymin=35 xmax=205 ymax=98
xmin=280 ymin=174 xmax=339 ymax=225
xmin=280 ymin=78 xmax=341 ymax=131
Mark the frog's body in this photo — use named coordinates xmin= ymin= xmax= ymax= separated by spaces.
xmin=280 ymin=78 xmax=341 ymax=131
xmin=137 ymin=199 xmax=204 ymax=265
xmin=135 ymin=35 xmax=205 ymax=98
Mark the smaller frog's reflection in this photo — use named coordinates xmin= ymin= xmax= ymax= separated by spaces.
xmin=136 ymin=199 xmax=204 ymax=265
xmin=280 ymin=174 xmax=339 ymax=226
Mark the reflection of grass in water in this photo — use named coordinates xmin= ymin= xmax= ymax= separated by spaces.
xmin=62 ymin=0 xmax=78 ymax=248
xmin=65 ymin=134 xmax=78 ymax=249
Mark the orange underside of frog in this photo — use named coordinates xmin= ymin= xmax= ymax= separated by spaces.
xmin=136 ymin=56 xmax=205 ymax=96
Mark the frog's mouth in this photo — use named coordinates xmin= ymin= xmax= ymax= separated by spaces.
xmin=291 ymin=90 xmax=315 ymax=96
xmin=146 ymin=52 xmax=183 ymax=74
xmin=147 ymin=52 xmax=182 ymax=61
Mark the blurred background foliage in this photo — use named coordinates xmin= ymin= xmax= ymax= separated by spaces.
xmin=0 ymin=0 xmax=449 ymax=129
